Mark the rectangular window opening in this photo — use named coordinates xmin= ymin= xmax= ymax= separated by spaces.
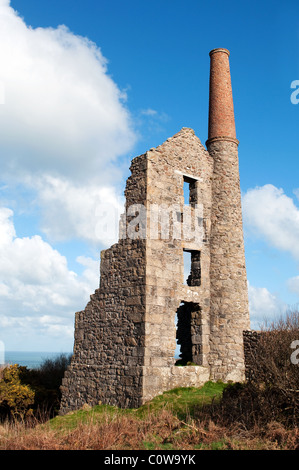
xmin=183 ymin=250 xmax=191 ymax=285
xmin=183 ymin=249 xmax=201 ymax=287
xmin=183 ymin=175 xmax=197 ymax=207
xmin=183 ymin=180 xmax=190 ymax=205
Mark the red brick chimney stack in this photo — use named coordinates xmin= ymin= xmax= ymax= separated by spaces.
xmin=207 ymin=48 xmax=238 ymax=145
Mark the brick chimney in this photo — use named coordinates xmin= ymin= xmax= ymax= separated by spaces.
xmin=207 ymin=48 xmax=238 ymax=145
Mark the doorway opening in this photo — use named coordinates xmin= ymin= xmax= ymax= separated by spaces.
xmin=175 ymin=301 xmax=202 ymax=366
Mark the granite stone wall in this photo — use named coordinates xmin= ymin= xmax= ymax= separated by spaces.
xmin=141 ymin=128 xmax=213 ymax=403
xmin=60 ymin=157 xmax=148 ymax=412
xmin=243 ymin=330 xmax=262 ymax=381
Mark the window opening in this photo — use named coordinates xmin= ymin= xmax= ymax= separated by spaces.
xmin=183 ymin=250 xmax=191 ymax=285
xmin=183 ymin=175 xmax=197 ymax=207
xmin=183 ymin=249 xmax=201 ymax=286
xmin=175 ymin=302 xmax=202 ymax=366
xmin=183 ymin=180 xmax=190 ymax=205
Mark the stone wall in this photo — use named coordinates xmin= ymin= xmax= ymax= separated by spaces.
xmin=60 ymin=156 xmax=148 ymax=412
xmin=243 ymin=330 xmax=262 ymax=382
xmin=141 ymin=128 xmax=213 ymax=403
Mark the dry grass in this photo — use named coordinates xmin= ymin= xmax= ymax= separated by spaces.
xmin=1 ymin=313 xmax=299 ymax=450
xmin=0 ymin=407 xmax=298 ymax=450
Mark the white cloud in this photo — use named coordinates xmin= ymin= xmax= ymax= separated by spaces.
xmin=287 ymin=276 xmax=299 ymax=296
xmin=0 ymin=1 xmax=140 ymax=350
xmin=248 ymin=282 xmax=287 ymax=329
xmin=0 ymin=207 xmax=99 ymax=350
xmin=0 ymin=0 xmax=140 ymax=247
xmin=293 ymin=188 xmax=299 ymax=201
xmin=141 ymin=108 xmax=158 ymax=116
xmin=35 ymin=176 xmax=124 ymax=246
xmin=0 ymin=207 xmax=16 ymax=245
xmin=0 ymin=1 xmax=136 ymax=185
xmin=243 ymin=184 xmax=299 ymax=260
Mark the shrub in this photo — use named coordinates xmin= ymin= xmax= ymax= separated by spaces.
xmin=246 ymin=311 xmax=299 ymax=426
xmin=0 ymin=364 xmax=35 ymax=418
xmin=198 ymin=310 xmax=299 ymax=429
xmin=0 ymin=353 xmax=72 ymax=421
xmin=22 ymin=353 xmax=72 ymax=417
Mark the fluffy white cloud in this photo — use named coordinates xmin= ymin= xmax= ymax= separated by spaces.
xmin=0 ymin=207 xmax=16 ymax=245
xmin=36 ymin=176 xmax=124 ymax=246
xmin=0 ymin=1 xmax=139 ymax=350
xmin=243 ymin=184 xmax=299 ymax=323
xmin=248 ymin=282 xmax=287 ymax=329
xmin=0 ymin=0 xmax=139 ymax=249
xmin=243 ymin=184 xmax=299 ymax=260
xmin=0 ymin=1 xmax=136 ymax=185
xmin=0 ymin=207 xmax=99 ymax=350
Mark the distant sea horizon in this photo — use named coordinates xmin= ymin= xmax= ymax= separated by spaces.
xmin=2 ymin=350 xmax=180 ymax=369
xmin=3 ymin=350 xmax=73 ymax=369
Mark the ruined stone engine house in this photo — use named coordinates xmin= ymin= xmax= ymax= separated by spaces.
xmin=60 ymin=48 xmax=250 ymax=412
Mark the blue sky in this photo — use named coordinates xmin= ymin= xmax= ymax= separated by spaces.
xmin=0 ymin=0 xmax=299 ymax=352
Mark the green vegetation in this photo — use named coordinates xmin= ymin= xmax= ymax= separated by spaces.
xmin=0 ymin=353 xmax=72 ymax=419
xmin=137 ymin=381 xmax=226 ymax=419
xmin=49 ymin=381 xmax=226 ymax=432
xmin=0 ymin=364 xmax=35 ymax=418
xmin=1 ymin=378 xmax=298 ymax=450
xmin=0 ymin=379 xmax=298 ymax=449
xmin=0 ymin=312 xmax=298 ymax=449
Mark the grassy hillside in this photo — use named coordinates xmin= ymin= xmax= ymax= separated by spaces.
xmin=0 ymin=380 xmax=298 ymax=450
xmin=50 ymin=381 xmax=225 ymax=431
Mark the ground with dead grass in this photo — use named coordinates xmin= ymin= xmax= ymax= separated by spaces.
xmin=0 ymin=381 xmax=298 ymax=450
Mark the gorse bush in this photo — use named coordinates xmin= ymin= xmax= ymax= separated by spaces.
xmin=0 ymin=364 xmax=35 ymax=418
xmin=0 ymin=353 xmax=72 ymax=420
